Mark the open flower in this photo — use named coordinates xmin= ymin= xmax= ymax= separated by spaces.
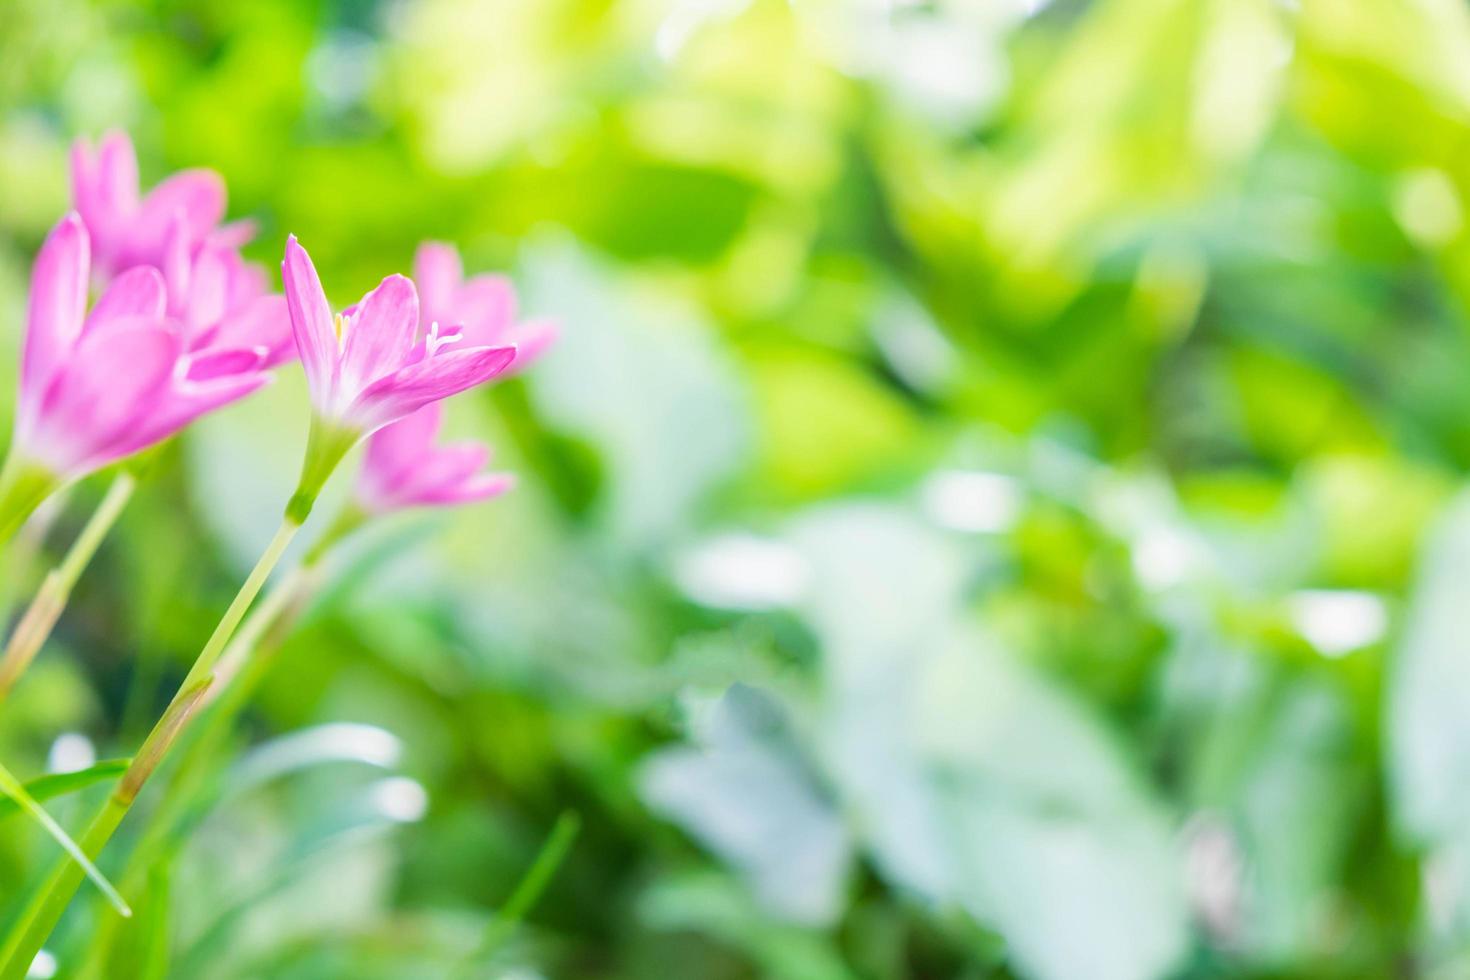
xmin=356 ymin=402 xmax=513 ymax=515
xmin=1 ymin=214 xmax=272 ymax=515
xmin=70 ymin=131 xmax=230 ymax=281
xmin=413 ymin=241 xmax=557 ymax=372
xmin=281 ymin=236 xmax=517 ymax=520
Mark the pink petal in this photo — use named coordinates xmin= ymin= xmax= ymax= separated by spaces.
xmin=96 ymin=132 xmax=140 ymax=215
xmin=346 ymin=345 xmax=516 ymax=433
xmin=506 ymin=318 xmax=559 ymax=373
xmin=282 ymin=235 xmax=340 ymax=409
xmin=339 ymin=274 xmax=418 ymax=400
xmin=452 ymin=274 xmax=517 ymax=347
xmin=161 ymin=213 xmax=193 ymax=318
xmin=223 ymin=254 xmax=269 ymax=311
xmin=183 ymin=245 xmax=231 ymax=339
xmin=399 ymin=442 xmax=492 ymax=495
xmin=21 ymin=214 xmax=91 ymax=426
xmin=83 ymin=266 xmax=168 ymax=333
xmin=185 ymin=346 xmax=267 ymax=381
xmin=68 ymin=142 xmax=105 ymax=236
xmin=70 ymin=133 xmax=139 ymax=276
xmin=413 ymin=242 xmax=463 ymax=322
xmin=369 ymin=440 xmax=488 ymax=507
xmin=415 ymin=471 xmax=515 ymax=508
xmin=206 ymin=294 xmax=294 ymax=366
xmin=399 ymin=470 xmax=514 ymax=511
xmin=104 ymin=372 xmax=272 ymax=464
xmin=26 ymin=319 xmax=179 ymax=475
xmin=359 ymin=430 xmax=512 ymax=513
xmin=363 ymin=402 xmax=443 ymax=479
xmin=131 ymin=168 xmax=227 ymax=260
xmin=207 ymin=219 xmax=257 ymax=252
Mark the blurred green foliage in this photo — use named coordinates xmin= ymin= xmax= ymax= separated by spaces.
xmin=6 ymin=0 xmax=1470 ymax=976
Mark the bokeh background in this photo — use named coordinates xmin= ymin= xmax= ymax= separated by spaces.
xmin=4 ymin=0 xmax=1470 ymax=977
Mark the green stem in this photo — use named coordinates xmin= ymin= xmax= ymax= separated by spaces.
xmin=0 ymin=489 xmax=65 ymax=623
xmin=0 ymin=455 xmax=59 ymax=551
xmin=77 ymin=560 xmax=324 ymax=980
xmin=0 ymin=473 xmax=136 ymax=703
xmin=78 ymin=500 xmax=370 ymax=976
xmin=286 ymin=419 xmax=359 ymax=525
xmin=0 ymin=518 xmax=301 ymax=980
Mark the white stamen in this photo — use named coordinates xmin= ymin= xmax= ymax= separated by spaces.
xmin=425 ymin=320 xmax=463 ymax=356
xmin=423 ymin=321 xmax=461 ymax=357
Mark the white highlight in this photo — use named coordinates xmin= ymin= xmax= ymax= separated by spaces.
xmin=1393 ymin=169 xmax=1463 ymax=248
xmin=1181 ymin=812 xmax=1243 ymax=942
xmin=46 ymin=733 xmax=96 ymax=775
xmin=1132 ymin=526 xmax=1204 ymax=591
xmin=1286 ymin=590 xmax=1388 ymax=657
xmin=234 ymin=722 xmax=403 ymax=787
xmin=306 ymin=30 xmax=378 ymax=109
xmin=674 ymin=534 xmax=810 ymax=611
xmin=871 ymin=294 xmax=957 ymax=393
xmin=27 ymin=951 xmax=56 ymax=979
xmin=370 ymin=776 xmax=429 ymax=823
xmin=921 ymin=470 xmax=1023 ymax=534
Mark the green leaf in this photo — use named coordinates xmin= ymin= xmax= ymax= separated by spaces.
xmin=0 ymin=759 xmax=130 ymax=822
xmin=457 ymin=810 xmax=581 ymax=975
xmin=0 ymin=760 xmax=131 ymax=917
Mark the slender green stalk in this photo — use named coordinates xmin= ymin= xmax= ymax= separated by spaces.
xmin=454 ymin=811 xmax=582 ymax=977
xmin=0 ymin=473 xmax=136 ymax=703
xmin=0 ymin=518 xmax=301 ymax=980
xmin=0 ymin=761 xmax=130 ymax=918
xmin=76 ymin=562 xmax=323 ymax=980
xmin=0 ymin=490 xmax=63 ymax=622
xmin=76 ymin=501 xmax=360 ymax=976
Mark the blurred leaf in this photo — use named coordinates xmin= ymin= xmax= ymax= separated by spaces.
xmin=522 ymin=240 xmax=753 ymax=547
xmin=1390 ymin=491 xmax=1470 ymax=845
xmin=790 ymin=505 xmax=1189 ymax=980
xmin=640 ymin=871 xmax=859 ymax=980
xmin=640 ymin=685 xmax=851 ymax=926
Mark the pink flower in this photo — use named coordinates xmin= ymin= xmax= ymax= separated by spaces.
xmin=9 ymin=213 xmax=272 ymax=482
xmin=356 ymin=402 xmax=513 ymax=515
xmin=70 ymin=131 xmax=228 ymax=281
xmin=413 ymin=242 xmax=558 ymax=372
xmin=281 ymin=235 xmax=516 ymax=519
xmin=71 ymin=131 xmax=294 ymax=371
xmin=162 ymin=220 xmax=294 ymax=368
xmin=283 ymin=236 xmax=516 ymax=432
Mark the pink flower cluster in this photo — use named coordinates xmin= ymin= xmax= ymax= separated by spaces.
xmin=4 ymin=131 xmax=554 ymax=534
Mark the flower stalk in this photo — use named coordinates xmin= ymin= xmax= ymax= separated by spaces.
xmin=0 ymin=472 xmax=136 ymax=703
xmin=76 ymin=557 xmax=324 ymax=978
xmin=286 ymin=419 xmax=359 ymax=525
xmin=0 ymin=517 xmax=300 ymax=980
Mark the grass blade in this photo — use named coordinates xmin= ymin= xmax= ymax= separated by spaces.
xmin=0 ymin=761 xmax=132 ymax=918
xmin=0 ymin=760 xmax=130 ymax=822
xmin=456 ymin=810 xmax=581 ymax=976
